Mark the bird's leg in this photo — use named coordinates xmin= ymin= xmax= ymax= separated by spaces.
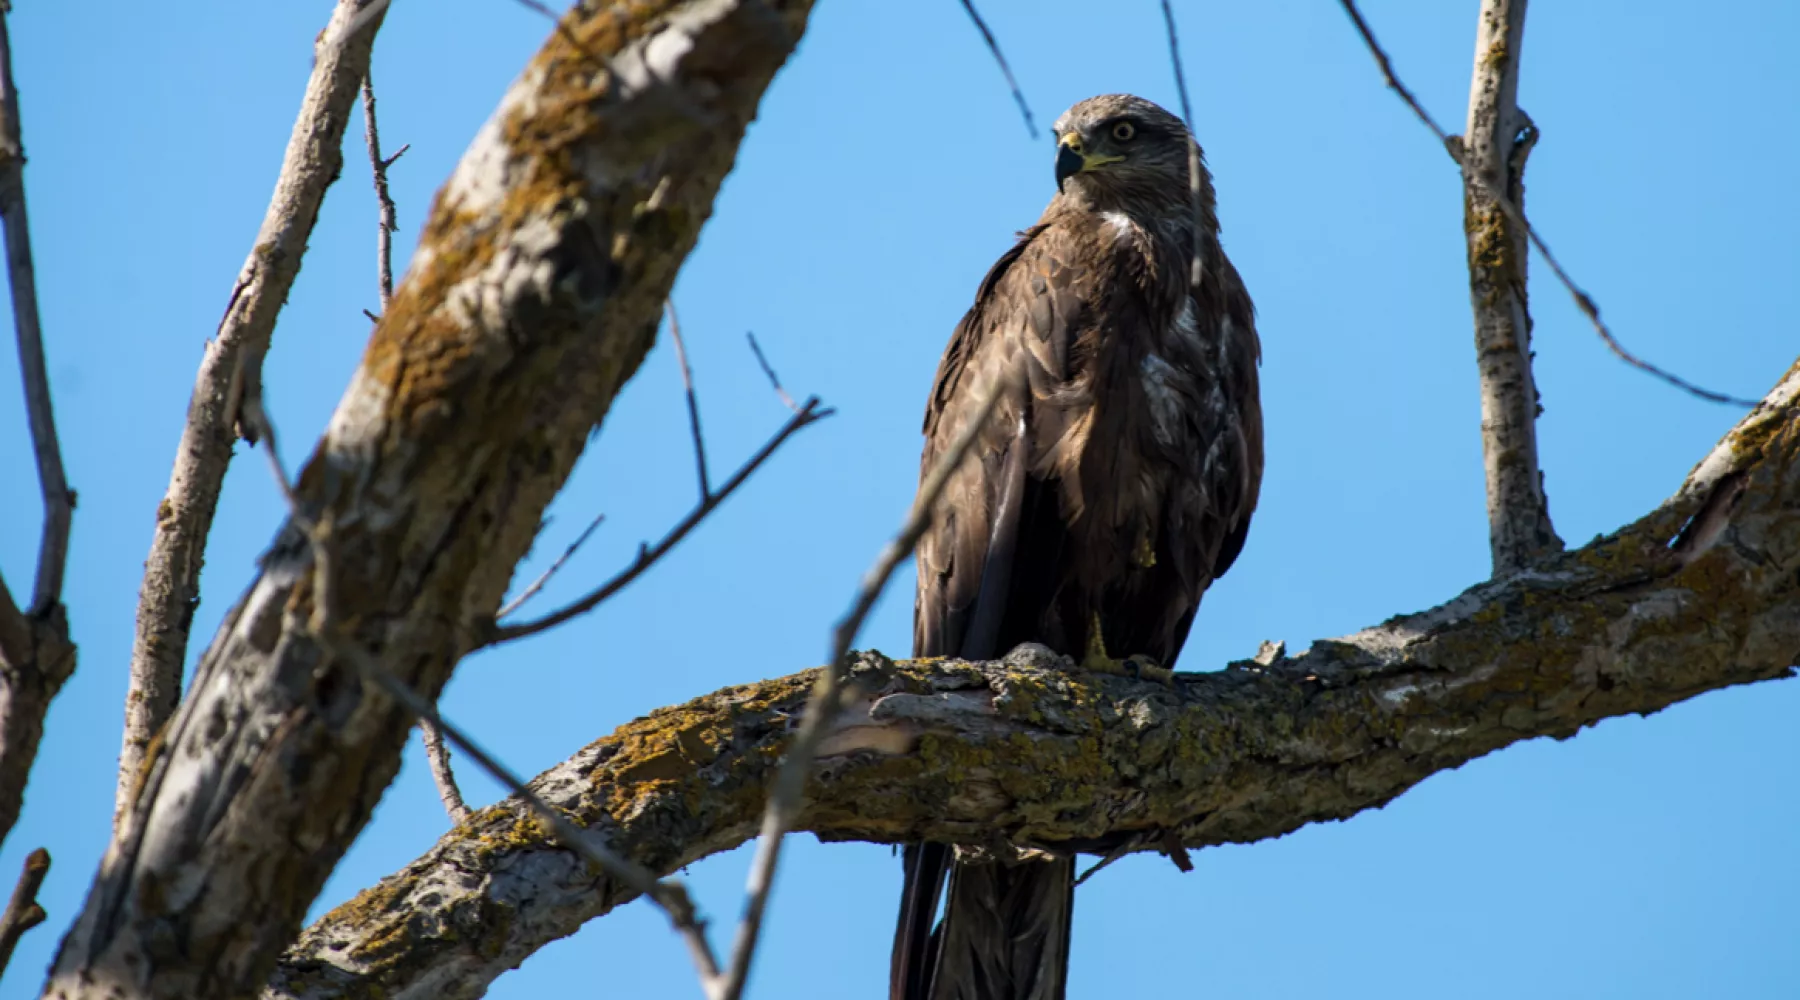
xmin=1078 ymin=612 xmax=1174 ymax=685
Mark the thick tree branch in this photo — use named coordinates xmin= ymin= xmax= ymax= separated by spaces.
xmin=1462 ymin=0 xmax=1559 ymax=574
xmin=0 ymin=3 xmax=76 ymax=857
xmin=46 ymin=4 xmax=816 ymax=1000
xmin=117 ymin=0 xmax=393 ymax=827
xmin=268 ymin=361 xmax=1800 ymax=1000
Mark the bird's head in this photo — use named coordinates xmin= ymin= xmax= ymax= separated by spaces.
xmin=1052 ymin=94 xmax=1194 ymax=205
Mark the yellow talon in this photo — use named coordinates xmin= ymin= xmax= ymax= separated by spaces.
xmin=1079 ymin=613 xmax=1174 ymax=685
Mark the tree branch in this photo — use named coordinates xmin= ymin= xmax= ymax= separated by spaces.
xmin=117 ymin=0 xmax=393 ymax=828
xmin=268 ymin=359 xmax=1800 ymax=1000
xmin=0 ymin=846 xmax=47 ymax=981
xmin=1461 ymin=0 xmax=1560 ymax=574
xmin=1336 ymin=0 xmax=1757 ymax=409
xmin=418 ymin=720 xmax=470 ymax=826
xmin=46 ymin=4 xmax=818 ymax=999
xmin=359 ymin=70 xmax=406 ymax=310
xmin=0 ymin=2 xmax=77 ymax=857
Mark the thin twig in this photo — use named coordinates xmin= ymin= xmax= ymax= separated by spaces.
xmin=0 ymin=846 xmax=47 ymax=980
xmin=494 ymin=511 xmax=606 ymax=619
xmin=745 ymin=331 xmax=799 ymax=413
xmin=665 ymin=301 xmax=710 ymax=499
xmin=1159 ymin=0 xmax=1206 ymax=295
xmin=483 ymin=398 xmax=833 ymax=648
xmin=956 ymin=0 xmax=1036 ymax=139
xmin=360 ymin=70 xmax=407 ymax=308
xmin=420 ymin=719 xmax=471 ymax=825
xmin=0 ymin=10 xmax=70 ymax=617
xmin=240 ymin=399 xmax=727 ymax=994
xmin=713 ymin=369 xmax=1017 ymax=1000
xmin=1336 ymin=0 xmax=1756 ymax=407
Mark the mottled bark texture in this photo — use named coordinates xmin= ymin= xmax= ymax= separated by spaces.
xmin=120 ymin=0 xmax=392 ymax=827
xmin=46 ymin=2 xmax=815 ymax=999
xmin=1463 ymin=0 xmax=1559 ymax=574
xmin=267 ymin=362 xmax=1800 ymax=1000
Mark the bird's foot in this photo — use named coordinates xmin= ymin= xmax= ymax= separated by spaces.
xmin=1079 ymin=616 xmax=1174 ymax=685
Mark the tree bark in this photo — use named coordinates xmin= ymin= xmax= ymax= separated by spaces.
xmin=267 ymin=360 xmax=1800 ymax=1000
xmin=1463 ymin=0 xmax=1559 ymax=574
xmin=45 ymin=3 xmax=816 ymax=999
xmin=119 ymin=0 xmax=392 ymax=827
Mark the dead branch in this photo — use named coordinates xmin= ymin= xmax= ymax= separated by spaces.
xmin=45 ymin=4 xmax=818 ymax=999
xmin=0 ymin=846 xmax=47 ymax=980
xmin=1158 ymin=0 xmax=1206 ymax=296
xmin=493 ymin=512 xmax=605 ymax=620
xmin=956 ymin=0 xmax=1036 ymax=139
xmin=1461 ymin=0 xmax=1560 ymax=574
xmin=1336 ymin=0 xmax=1757 ymax=408
xmin=117 ymin=0 xmax=392 ymax=828
xmin=714 ymin=373 xmax=1011 ymax=1000
xmin=419 ymin=721 xmax=470 ymax=825
xmin=266 ymin=357 xmax=1800 ymax=1000
xmin=745 ymin=331 xmax=799 ymax=413
xmin=359 ymin=70 xmax=407 ymax=310
xmin=665 ymin=301 xmax=710 ymax=498
xmin=481 ymin=396 xmax=831 ymax=648
xmin=0 ymin=3 xmax=77 ymax=857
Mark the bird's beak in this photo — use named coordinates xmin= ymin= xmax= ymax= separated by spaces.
xmin=1054 ymin=132 xmax=1122 ymax=192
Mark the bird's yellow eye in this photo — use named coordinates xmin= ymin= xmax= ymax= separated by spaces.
xmin=1111 ymin=121 xmax=1136 ymax=142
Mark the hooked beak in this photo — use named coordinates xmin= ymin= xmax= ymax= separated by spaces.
xmin=1054 ymin=132 xmax=1122 ymax=192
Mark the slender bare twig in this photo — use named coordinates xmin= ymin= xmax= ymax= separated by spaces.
xmin=241 ymin=399 xmax=728 ymax=992
xmin=119 ymin=0 xmax=393 ymax=828
xmin=713 ymin=370 xmax=1016 ymax=1000
xmin=360 ymin=71 xmax=407 ymax=308
xmin=420 ymin=720 xmax=471 ymax=825
xmin=0 ymin=846 xmax=46 ymax=980
xmin=494 ymin=511 xmax=606 ymax=619
xmin=1158 ymin=0 xmax=1206 ymax=295
xmin=665 ymin=301 xmax=710 ymax=499
xmin=0 ymin=9 xmax=69 ymax=618
xmin=745 ymin=331 xmax=799 ymax=413
xmin=1336 ymin=0 xmax=1755 ymax=408
xmin=482 ymin=397 xmax=832 ymax=648
xmin=956 ymin=0 xmax=1036 ymax=138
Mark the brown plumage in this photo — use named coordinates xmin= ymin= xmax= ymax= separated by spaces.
xmin=890 ymin=94 xmax=1264 ymax=1000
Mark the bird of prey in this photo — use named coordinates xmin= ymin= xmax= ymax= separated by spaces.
xmin=889 ymin=93 xmax=1264 ymax=1000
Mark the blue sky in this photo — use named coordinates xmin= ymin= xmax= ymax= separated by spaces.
xmin=3 ymin=1 xmax=1797 ymax=997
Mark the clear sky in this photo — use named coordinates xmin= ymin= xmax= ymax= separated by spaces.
xmin=3 ymin=1 xmax=1796 ymax=997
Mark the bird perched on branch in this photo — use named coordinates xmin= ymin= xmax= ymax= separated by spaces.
xmin=890 ymin=93 xmax=1264 ymax=1000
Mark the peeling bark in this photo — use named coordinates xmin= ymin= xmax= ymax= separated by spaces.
xmin=267 ymin=363 xmax=1800 ymax=1000
xmin=1462 ymin=0 xmax=1560 ymax=573
xmin=44 ymin=3 xmax=816 ymax=999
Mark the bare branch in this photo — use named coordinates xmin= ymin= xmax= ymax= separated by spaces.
xmin=1460 ymin=0 xmax=1560 ymax=574
xmin=1158 ymin=0 xmax=1206 ymax=294
xmin=1336 ymin=0 xmax=1757 ymax=408
xmin=118 ymin=0 xmax=393 ymax=828
xmin=665 ymin=301 xmax=710 ymax=499
xmin=714 ymin=371 xmax=1013 ymax=1000
xmin=482 ymin=397 xmax=832 ymax=648
xmin=270 ymin=355 xmax=1800 ymax=999
xmin=0 ymin=5 xmax=71 ymax=616
xmin=419 ymin=721 xmax=471 ymax=825
xmin=494 ymin=512 xmax=605 ymax=620
xmin=956 ymin=0 xmax=1036 ymax=139
xmin=50 ymin=6 xmax=817 ymax=998
xmin=745 ymin=331 xmax=799 ymax=413
xmin=0 ymin=846 xmax=46 ymax=980
xmin=359 ymin=71 xmax=406 ymax=309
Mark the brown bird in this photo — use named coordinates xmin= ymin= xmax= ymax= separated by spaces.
xmin=889 ymin=94 xmax=1264 ymax=1000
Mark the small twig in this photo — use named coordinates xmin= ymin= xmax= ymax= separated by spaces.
xmin=0 ymin=847 xmax=48 ymax=980
xmin=1159 ymin=0 xmax=1206 ymax=294
xmin=712 ymin=369 xmax=1017 ymax=1000
xmin=1336 ymin=0 xmax=1756 ymax=407
xmin=362 ymin=308 xmax=381 ymax=324
xmin=483 ymin=398 xmax=832 ymax=648
xmin=420 ymin=719 xmax=471 ymax=825
xmin=494 ymin=511 xmax=605 ymax=619
xmin=665 ymin=301 xmax=710 ymax=499
xmin=0 ymin=10 xmax=71 ymax=616
xmin=745 ymin=331 xmax=799 ymax=413
xmin=360 ymin=71 xmax=406 ymax=308
xmin=956 ymin=0 xmax=1036 ymax=139
xmin=241 ymin=399 xmax=727 ymax=994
